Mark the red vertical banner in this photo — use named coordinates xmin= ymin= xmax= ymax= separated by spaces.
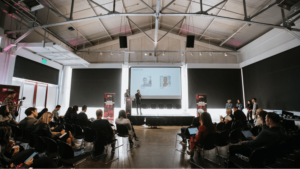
xmin=196 ymin=94 xmax=207 ymax=117
xmin=126 ymin=98 xmax=132 ymax=116
xmin=104 ymin=93 xmax=115 ymax=123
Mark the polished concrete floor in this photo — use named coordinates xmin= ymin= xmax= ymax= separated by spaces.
xmin=76 ymin=126 xmax=227 ymax=168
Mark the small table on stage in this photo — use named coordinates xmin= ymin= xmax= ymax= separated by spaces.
xmin=126 ymin=98 xmax=132 ymax=116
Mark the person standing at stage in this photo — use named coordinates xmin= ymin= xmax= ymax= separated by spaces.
xmin=135 ymin=90 xmax=142 ymax=115
xmin=225 ymin=99 xmax=232 ymax=109
xmin=236 ymin=99 xmax=243 ymax=110
xmin=124 ymin=89 xmax=130 ymax=104
xmin=252 ymin=98 xmax=258 ymax=119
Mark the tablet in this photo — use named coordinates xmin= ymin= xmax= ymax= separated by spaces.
xmin=241 ymin=130 xmax=253 ymax=139
xmin=188 ymin=127 xmax=198 ymax=135
xmin=25 ymin=152 xmax=37 ymax=162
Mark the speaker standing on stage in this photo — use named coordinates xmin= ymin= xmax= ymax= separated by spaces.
xmin=135 ymin=90 xmax=142 ymax=115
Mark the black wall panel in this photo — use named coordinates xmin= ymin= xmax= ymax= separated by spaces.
xmin=14 ymin=56 xmax=59 ymax=84
xmin=243 ymin=46 xmax=300 ymax=111
xmin=188 ymin=69 xmax=243 ymax=108
xmin=70 ymin=69 xmax=122 ymax=107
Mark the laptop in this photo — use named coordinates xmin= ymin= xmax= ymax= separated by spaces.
xmin=241 ymin=130 xmax=254 ymax=140
xmin=188 ymin=127 xmax=198 ymax=136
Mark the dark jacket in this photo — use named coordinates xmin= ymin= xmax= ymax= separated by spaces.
xmin=135 ymin=93 xmax=142 ymax=104
xmin=77 ymin=112 xmax=88 ymax=127
xmin=233 ymin=110 xmax=247 ymax=121
xmin=192 ymin=117 xmax=200 ymax=128
xmin=247 ymin=103 xmax=253 ymax=110
xmin=236 ymin=103 xmax=243 ymax=110
xmin=70 ymin=113 xmax=77 ymax=124
xmin=32 ymin=123 xmax=61 ymax=139
xmin=242 ymin=126 xmax=285 ymax=150
xmin=19 ymin=117 xmax=38 ymax=131
xmin=91 ymin=119 xmax=114 ymax=141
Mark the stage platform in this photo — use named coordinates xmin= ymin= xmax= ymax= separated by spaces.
xmin=128 ymin=115 xmax=194 ymax=126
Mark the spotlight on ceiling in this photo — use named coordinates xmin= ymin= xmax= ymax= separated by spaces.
xmin=191 ymin=52 xmax=193 ymax=56
xmin=276 ymin=0 xmax=300 ymax=11
xmin=100 ymin=52 xmax=103 ymax=55
xmin=209 ymin=52 xmax=212 ymax=56
xmin=68 ymin=27 xmax=75 ymax=31
xmin=224 ymin=53 xmax=227 ymax=57
xmin=163 ymin=51 xmax=165 ymax=56
xmin=181 ymin=52 xmax=184 ymax=56
xmin=199 ymin=52 xmax=202 ymax=56
xmin=145 ymin=52 xmax=147 ymax=56
xmin=111 ymin=52 xmax=113 ymax=55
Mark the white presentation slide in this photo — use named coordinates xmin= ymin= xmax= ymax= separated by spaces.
xmin=130 ymin=68 xmax=182 ymax=99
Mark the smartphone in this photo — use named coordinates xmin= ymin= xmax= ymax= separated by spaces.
xmin=25 ymin=152 xmax=37 ymax=163
xmin=12 ymin=145 xmax=19 ymax=149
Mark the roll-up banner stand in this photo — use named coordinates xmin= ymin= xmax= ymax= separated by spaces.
xmin=126 ymin=98 xmax=132 ymax=116
xmin=104 ymin=93 xmax=115 ymax=123
xmin=196 ymin=94 xmax=207 ymax=117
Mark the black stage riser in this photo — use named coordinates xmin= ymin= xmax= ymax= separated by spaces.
xmin=128 ymin=116 xmax=194 ymax=126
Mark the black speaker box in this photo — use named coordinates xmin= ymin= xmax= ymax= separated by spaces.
xmin=119 ymin=36 xmax=127 ymax=48
xmin=186 ymin=35 xmax=195 ymax=48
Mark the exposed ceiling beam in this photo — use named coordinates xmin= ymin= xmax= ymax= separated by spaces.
xmin=178 ymin=1 xmax=192 ymax=35
xmin=127 ymin=18 xmax=154 ymax=42
xmin=87 ymin=0 xmax=113 ymax=40
xmin=121 ymin=0 xmax=133 ymax=35
xmin=204 ymin=0 xmax=228 ymax=14
xmin=140 ymin=0 xmax=155 ymax=13
xmin=158 ymin=17 xmax=184 ymax=42
xmin=198 ymin=0 xmax=230 ymax=41
xmin=161 ymin=0 xmax=176 ymax=13
xmin=219 ymin=0 xmax=276 ymax=46
xmin=78 ymin=50 xmax=239 ymax=54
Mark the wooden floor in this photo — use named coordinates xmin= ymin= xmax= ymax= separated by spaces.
xmin=76 ymin=126 xmax=227 ymax=168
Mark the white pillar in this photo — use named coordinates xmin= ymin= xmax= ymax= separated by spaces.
xmin=58 ymin=66 xmax=72 ymax=114
xmin=0 ymin=37 xmax=16 ymax=85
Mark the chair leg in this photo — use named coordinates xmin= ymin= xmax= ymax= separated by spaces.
xmin=175 ymin=134 xmax=185 ymax=154
xmin=105 ymin=140 xmax=119 ymax=164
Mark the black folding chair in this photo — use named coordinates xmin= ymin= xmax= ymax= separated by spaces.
xmin=229 ymin=147 xmax=276 ymax=168
xmin=229 ymin=129 xmax=241 ymax=145
xmin=33 ymin=135 xmax=46 ymax=154
xmin=250 ymin=126 xmax=261 ymax=136
xmin=13 ymin=126 xmax=23 ymax=143
xmin=64 ymin=123 xmax=74 ymax=134
xmin=116 ymin=124 xmax=133 ymax=151
xmin=83 ymin=127 xmax=97 ymax=152
xmin=214 ymin=130 xmax=230 ymax=158
xmin=190 ymin=133 xmax=221 ymax=167
xmin=57 ymin=140 xmax=91 ymax=167
xmin=44 ymin=137 xmax=60 ymax=166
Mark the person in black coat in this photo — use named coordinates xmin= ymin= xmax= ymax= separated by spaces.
xmin=77 ymin=105 xmax=89 ymax=127
xmin=91 ymin=109 xmax=115 ymax=153
xmin=246 ymin=100 xmax=253 ymax=121
xmin=70 ymin=105 xmax=78 ymax=124
xmin=233 ymin=107 xmax=247 ymax=122
xmin=135 ymin=90 xmax=142 ymax=115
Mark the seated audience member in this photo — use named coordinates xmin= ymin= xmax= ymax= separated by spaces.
xmin=0 ymin=105 xmax=17 ymax=124
xmin=70 ymin=105 xmax=78 ymax=124
xmin=220 ymin=108 xmax=234 ymax=129
xmin=233 ymin=106 xmax=246 ymax=121
xmin=246 ymin=100 xmax=253 ymax=121
xmin=255 ymin=110 xmax=268 ymax=129
xmin=91 ymin=109 xmax=115 ymax=152
xmin=236 ymin=99 xmax=243 ymax=110
xmin=225 ymin=99 xmax=233 ymax=109
xmin=254 ymin=108 xmax=263 ymax=126
xmin=52 ymin=105 xmax=61 ymax=122
xmin=37 ymin=108 xmax=48 ymax=119
xmin=187 ymin=112 xmax=216 ymax=157
xmin=229 ymin=113 xmax=285 ymax=158
xmin=18 ymin=107 xmax=38 ymax=130
xmin=180 ymin=109 xmax=203 ymax=146
xmin=64 ymin=107 xmax=73 ymax=123
xmin=77 ymin=105 xmax=88 ymax=127
xmin=0 ymin=124 xmax=56 ymax=168
xmin=32 ymin=112 xmax=74 ymax=146
xmin=115 ymin=110 xmax=138 ymax=143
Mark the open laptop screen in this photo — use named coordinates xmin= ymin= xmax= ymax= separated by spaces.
xmin=241 ymin=130 xmax=253 ymax=138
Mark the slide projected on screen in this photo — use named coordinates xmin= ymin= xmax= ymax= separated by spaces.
xmin=130 ymin=68 xmax=181 ymax=99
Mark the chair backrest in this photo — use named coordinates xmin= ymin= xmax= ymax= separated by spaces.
xmin=22 ymin=129 xmax=31 ymax=142
xmin=49 ymin=121 xmax=56 ymax=128
xmin=33 ymin=135 xmax=45 ymax=153
xmin=142 ymin=104 xmax=147 ymax=109
xmin=158 ymin=104 xmax=164 ymax=109
xmin=95 ymin=129 xmax=109 ymax=145
xmin=59 ymin=117 xmax=65 ymax=124
xmin=116 ymin=124 xmax=129 ymax=136
xmin=231 ymin=120 xmax=242 ymax=129
xmin=58 ymin=140 xmax=74 ymax=160
xmin=216 ymin=123 xmax=225 ymax=132
xmin=44 ymin=137 xmax=59 ymax=157
xmin=150 ymin=103 xmax=156 ymax=109
xmin=65 ymin=123 xmax=74 ymax=133
xmin=249 ymin=147 xmax=271 ymax=168
xmin=214 ymin=130 xmax=229 ymax=146
xmin=203 ymin=133 xmax=216 ymax=150
xmin=229 ymin=129 xmax=241 ymax=144
xmin=15 ymin=126 xmax=23 ymax=138
xmin=74 ymin=125 xmax=84 ymax=137
xmin=83 ymin=127 xmax=97 ymax=142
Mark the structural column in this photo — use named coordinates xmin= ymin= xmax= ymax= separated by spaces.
xmin=0 ymin=37 xmax=16 ymax=85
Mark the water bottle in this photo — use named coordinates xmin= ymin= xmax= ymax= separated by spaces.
xmin=235 ymin=154 xmax=249 ymax=162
